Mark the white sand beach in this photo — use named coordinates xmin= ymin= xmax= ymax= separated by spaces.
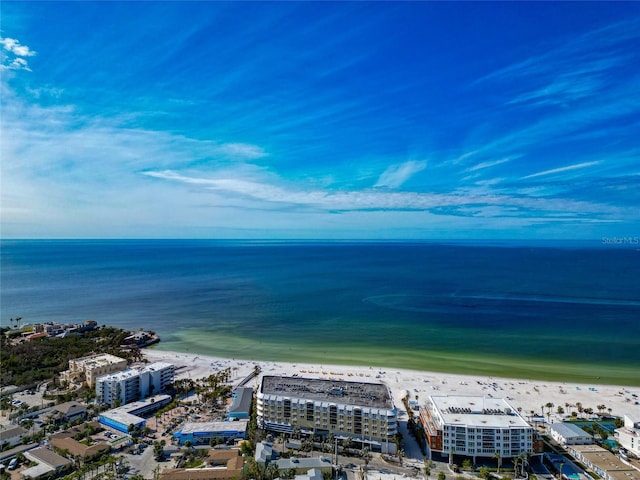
xmin=143 ymin=349 xmax=640 ymax=424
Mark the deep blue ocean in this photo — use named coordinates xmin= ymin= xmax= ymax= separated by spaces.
xmin=2 ymin=240 xmax=639 ymax=381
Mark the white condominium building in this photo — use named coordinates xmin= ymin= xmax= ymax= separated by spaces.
xmin=616 ymin=415 xmax=640 ymax=458
xmin=61 ymin=353 xmax=128 ymax=387
xmin=96 ymin=362 xmax=175 ymax=407
xmin=257 ymin=376 xmax=398 ymax=454
xmin=420 ymin=395 xmax=543 ymax=461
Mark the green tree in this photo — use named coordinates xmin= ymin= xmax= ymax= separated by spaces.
xmin=153 ymin=440 xmax=165 ymax=461
xmin=438 ymin=472 xmax=446 ymax=480
xmin=266 ymin=462 xmax=280 ymax=480
xmin=479 ymin=466 xmax=491 ymax=479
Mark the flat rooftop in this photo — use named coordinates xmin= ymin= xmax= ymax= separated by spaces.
xmin=99 ymin=362 xmax=173 ymax=381
xmin=179 ymin=420 xmax=249 ymax=435
xmin=431 ymin=395 xmax=529 ymax=428
xmin=550 ymin=423 xmax=593 ymax=439
xmin=74 ymin=353 xmax=127 ymax=366
xmin=261 ymin=376 xmax=393 ymax=409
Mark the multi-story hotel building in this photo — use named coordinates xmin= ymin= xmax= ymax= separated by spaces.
xmin=419 ymin=395 xmax=543 ymax=462
xmin=257 ymin=376 xmax=398 ymax=454
xmin=96 ymin=362 xmax=175 ymax=407
xmin=61 ymin=353 xmax=128 ymax=387
xmin=616 ymin=415 xmax=640 ymax=458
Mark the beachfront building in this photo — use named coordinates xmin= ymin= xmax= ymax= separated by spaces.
xmin=549 ymin=423 xmax=594 ymax=446
xmin=173 ymin=420 xmax=249 ymax=446
xmin=228 ymin=387 xmax=253 ymax=420
xmin=96 ymin=362 xmax=175 ymax=406
xmin=419 ymin=395 xmax=543 ymax=463
xmin=99 ymin=394 xmax=172 ymax=433
xmin=257 ymin=375 xmax=398 ymax=454
xmin=61 ymin=353 xmax=128 ymax=387
xmin=616 ymin=415 xmax=640 ymax=458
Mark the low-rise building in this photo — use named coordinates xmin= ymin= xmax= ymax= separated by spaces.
xmin=549 ymin=423 xmax=594 ymax=446
xmin=158 ymin=448 xmax=244 ymax=480
xmin=616 ymin=415 xmax=640 ymax=458
xmin=173 ymin=420 xmax=249 ymax=446
xmin=22 ymin=447 xmax=72 ymax=479
xmin=45 ymin=401 xmax=87 ymax=425
xmin=419 ymin=395 xmax=543 ymax=462
xmin=568 ymin=444 xmax=640 ymax=480
xmin=274 ymin=456 xmax=333 ymax=475
xmin=255 ymin=441 xmax=275 ymax=464
xmin=50 ymin=432 xmax=110 ymax=460
xmin=228 ymin=387 xmax=253 ymax=420
xmin=0 ymin=425 xmax=27 ymax=449
xmin=99 ymin=394 xmax=171 ymax=433
xmin=257 ymin=375 xmax=398 ymax=454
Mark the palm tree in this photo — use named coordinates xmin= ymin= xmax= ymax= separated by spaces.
xmin=397 ymin=448 xmax=405 ymax=466
xmin=493 ymin=450 xmax=502 ymax=474
xmin=513 ymin=456 xmax=522 ymax=479
xmin=423 ymin=458 xmax=433 ymax=480
xmin=361 ymin=447 xmax=371 ymax=475
xmin=545 ymin=402 xmax=554 ymax=421
xmin=266 ymin=462 xmax=280 ymax=480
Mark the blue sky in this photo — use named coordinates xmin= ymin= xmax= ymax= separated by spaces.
xmin=1 ymin=2 xmax=639 ymax=240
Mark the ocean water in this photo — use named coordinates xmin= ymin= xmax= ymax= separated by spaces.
xmin=1 ymin=240 xmax=639 ymax=383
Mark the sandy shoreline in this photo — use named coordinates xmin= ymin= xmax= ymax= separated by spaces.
xmin=143 ymin=349 xmax=640 ymax=423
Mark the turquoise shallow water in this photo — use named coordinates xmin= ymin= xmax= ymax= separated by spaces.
xmin=2 ymin=240 xmax=639 ymax=383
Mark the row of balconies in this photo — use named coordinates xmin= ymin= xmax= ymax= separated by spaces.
xmin=263 ymin=402 xmax=390 ymax=419
xmin=259 ymin=414 xmax=397 ymax=437
xmin=265 ymin=415 xmax=387 ymax=428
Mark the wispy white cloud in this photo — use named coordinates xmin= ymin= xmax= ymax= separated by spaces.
xmin=474 ymin=17 xmax=639 ymax=88
xmin=142 ymin=169 xmax=620 ymax=223
xmin=465 ymin=157 xmax=512 ymax=172
xmin=215 ymin=143 xmax=267 ymax=160
xmin=0 ymin=36 xmax=36 ymax=71
xmin=374 ymin=160 xmax=427 ymax=189
xmin=522 ymin=161 xmax=601 ymax=179
xmin=506 ymin=76 xmax=602 ymax=108
xmin=0 ymin=37 xmax=36 ymax=57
